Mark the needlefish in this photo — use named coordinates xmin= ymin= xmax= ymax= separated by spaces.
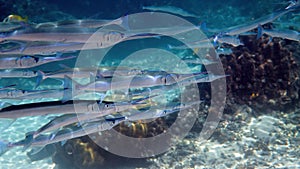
xmin=0 ymin=54 xmax=76 ymax=69
xmin=142 ymin=5 xmax=200 ymax=19
xmin=0 ymin=92 xmax=154 ymax=119
xmin=0 ymin=69 xmax=38 ymax=78
xmin=30 ymin=96 xmax=151 ymax=138
xmin=0 ymin=89 xmax=60 ymax=100
xmin=0 ymin=31 xmax=158 ymax=55
xmin=69 ymin=72 xmax=204 ymax=93
xmin=35 ymin=66 xmax=153 ymax=87
xmin=223 ymin=6 xmax=299 ymax=36
xmin=0 ymin=28 xmax=158 ymax=45
xmin=0 ymin=30 xmax=121 ymax=43
xmin=0 ymin=117 xmax=126 ymax=156
xmin=257 ymin=24 xmax=300 ymax=42
xmin=128 ymin=72 xmax=227 ymax=96
xmin=34 ymin=15 xmax=129 ymax=30
xmin=126 ymin=100 xmax=203 ymax=121
xmin=213 ymin=34 xmax=244 ymax=47
xmin=0 ymin=41 xmax=88 ymax=55
xmin=0 ymin=100 xmax=110 ymax=118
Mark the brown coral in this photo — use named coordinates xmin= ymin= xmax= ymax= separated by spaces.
xmin=52 ymin=118 xmax=169 ymax=169
xmin=221 ymin=35 xmax=300 ymax=111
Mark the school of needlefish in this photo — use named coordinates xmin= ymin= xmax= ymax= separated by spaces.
xmin=0 ymin=1 xmax=299 ymax=157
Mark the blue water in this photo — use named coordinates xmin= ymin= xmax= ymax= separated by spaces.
xmin=0 ymin=0 xmax=299 ymax=169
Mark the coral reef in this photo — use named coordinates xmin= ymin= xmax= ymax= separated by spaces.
xmin=52 ymin=118 xmax=169 ymax=169
xmin=220 ymin=35 xmax=300 ymax=111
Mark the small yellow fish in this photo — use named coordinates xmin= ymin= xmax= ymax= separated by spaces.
xmin=3 ymin=14 xmax=28 ymax=23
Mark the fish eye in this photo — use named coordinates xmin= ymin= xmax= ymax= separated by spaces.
xmin=105 ymin=104 xmax=109 ymax=108
xmin=161 ymin=77 xmax=167 ymax=84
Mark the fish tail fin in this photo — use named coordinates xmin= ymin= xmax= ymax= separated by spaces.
xmin=257 ymin=24 xmax=263 ymax=40
xmin=120 ymin=15 xmax=129 ymax=31
xmin=35 ymin=70 xmax=46 ymax=89
xmin=22 ymin=131 xmax=35 ymax=151
xmin=0 ymin=141 xmax=9 ymax=156
xmin=62 ymin=75 xmax=74 ymax=102
xmin=63 ymin=75 xmax=73 ymax=89
xmin=200 ymin=21 xmax=208 ymax=32
xmin=62 ymin=75 xmax=83 ymax=102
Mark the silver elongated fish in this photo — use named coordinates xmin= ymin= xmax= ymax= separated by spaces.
xmin=127 ymin=100 xmax=202 ymax=121
xmin=0 ymin=69 xmax=37 ymax=78
xmin=142 ymin=5 xmax=200 ymax=19
xmin=35 ymin=16 xmax=129 ymax=30
xmin=223 ymin=7 xmax=298 ymax=36
xmin=257 ymin=24 xmax=300 ymax=42
xmin=0 ymin=100 xmax=110 ymax=118
xmin=0 ymin=54 xmax=76 ymax=69
xmin=35 ymin=70 xmax=95 ymax=88
xmin=0 ymin=33 xmax=158 ymax=55
xmin=0 ymin=41 xmax=87 ymax=55
xmin=69 ymin=72 xmax=203 ymax=93
xmin=31 ymin=96 xmax=151 ymax=137
xmin=0 ymin=117 xmax=126 ymax=155
xmin=0 ymin=89 xmax=58 ymax=99
xmin=0 ymin=88 xmax=111 ymax=109
xmin=214 ymin=34 xmax=244 ymax=47
xmin=0 ymin=31 xmax=124 ymax=43
xmin=128 ymin=72 xmax=226 ymax=97
xmin=35 ymin=66 xmax=149 ymax=87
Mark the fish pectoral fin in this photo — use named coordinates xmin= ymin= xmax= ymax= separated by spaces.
xmin=120 ymin=14 xmax=129 ymax=31
xmin=22 ymin=131 xmax=35 ymax=151
xmin=35 ymin=70 xmax=46 ymax=89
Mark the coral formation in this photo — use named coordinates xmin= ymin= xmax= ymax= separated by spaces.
xmin=220 ymin=35 xmax=300 ymax=111
xmin=52 ymin=118 xmax=169 ymax=169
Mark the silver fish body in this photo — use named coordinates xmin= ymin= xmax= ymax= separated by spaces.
xmin=142 ymin=6 xmax=200 ymax=18
xmin=0 ymin=70 xmax=37 ymax=78
xmin=0 ymin=55 xmax=76 ymax=69
xmin=257 ymin=25 xmax=300 ymax=42
xmin=32 ymin=99 xmax=147 ymax=137
xmin=5 ymin=117 xmax=126 ymax=150
xmin=0 ymin=101 xmax=111 ymax=118
xmin=223 ymin=7 xmax=297 ymax=36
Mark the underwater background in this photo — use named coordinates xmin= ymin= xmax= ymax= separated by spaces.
xmin=0 ymin=0 xmax=300 ymax=169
